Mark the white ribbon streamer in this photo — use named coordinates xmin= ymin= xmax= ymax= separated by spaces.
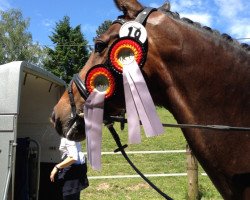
xmin=84 ymin=89 xmax=105 ymax=170
xmin=123 ymin=72 xmax=141 ymax=144
xmin=123 ymin=60 xmax=164 ymax=143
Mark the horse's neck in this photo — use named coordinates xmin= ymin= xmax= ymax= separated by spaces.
xmin=156 ymin=19 xmax=250 ymax=127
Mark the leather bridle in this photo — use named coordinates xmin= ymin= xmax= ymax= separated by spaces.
xmin=68 ymin=74 xmax=88 ymax=118
xmin=66 ymin=74 xmax=89 ymax=137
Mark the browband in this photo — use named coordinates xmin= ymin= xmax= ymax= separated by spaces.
xmin=135 ymin=7 xmax=157 ymax=25
xmin=112 ymin=7 xmax=157 ymax=26
xmin=112 ymin=18 xmax=126 ymax=25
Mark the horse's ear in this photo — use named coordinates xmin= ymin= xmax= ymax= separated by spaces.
xmin=114 ymin=0 xmax=144 ymax=19
xmin=159 ymin=1 xmax=171 ymax=11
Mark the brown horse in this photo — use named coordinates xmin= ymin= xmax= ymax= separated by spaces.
xmin=51 ymin=0 xmax=250 ymax=199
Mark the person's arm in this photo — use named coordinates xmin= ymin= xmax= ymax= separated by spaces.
xmin=57 ymin=156 xmax=77 ymax=168
xmin=50 ymin=139 xmax=80 ymax=182
xmin=50 ymin=156 xmax=77 ymax=182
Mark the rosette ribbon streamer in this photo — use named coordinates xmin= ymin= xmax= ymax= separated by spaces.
xmin=84 ymin=89 xmax=105 ymax=170
xmin=122 ymin=58 xmax=164 ymax=144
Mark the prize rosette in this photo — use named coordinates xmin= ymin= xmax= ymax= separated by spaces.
xmin=109 ymin=37 xmax=146 ymax=74
xmin=85 ymin=65 xmax=116 ymax=99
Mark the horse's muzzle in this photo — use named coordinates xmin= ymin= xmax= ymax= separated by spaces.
xmin=50 ymin=111 xmax=86 ymax=141
xmin=65 ymin=116 xmax=86 ymax=141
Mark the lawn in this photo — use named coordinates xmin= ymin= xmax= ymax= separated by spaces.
xmin=81 ymin=108 xmax=222 ymax=199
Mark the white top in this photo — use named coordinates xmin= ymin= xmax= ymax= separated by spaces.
xmin=59 ymin=138 xmax=85 ymax=164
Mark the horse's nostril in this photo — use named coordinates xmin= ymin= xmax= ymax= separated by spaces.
xmin=51 ymin=111 xmax=63 ymax=136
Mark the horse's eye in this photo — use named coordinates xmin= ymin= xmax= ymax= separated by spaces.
xmin=94 ymin=41 xmax=107 ymax=53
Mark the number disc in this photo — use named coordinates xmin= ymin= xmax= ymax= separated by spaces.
xmin=119 ymin=21 xmax=147 ymax=43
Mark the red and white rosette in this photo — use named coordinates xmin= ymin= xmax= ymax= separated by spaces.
xmin=109 ymin=38 xmax=145 ymax=74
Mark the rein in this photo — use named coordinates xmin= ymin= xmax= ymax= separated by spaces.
xmin=109 ymin=116 xmax=250 ymax=132
xmin=104 ymin=120 xmax=173 ymax=200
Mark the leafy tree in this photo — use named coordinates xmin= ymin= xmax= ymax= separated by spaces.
xmin=93 ymin=20 xmax=112 ymax=42
xmin=0 ymin=9 xmax=44 ymax=66
xmin=43 ymin=16 xmax=89 ymax=83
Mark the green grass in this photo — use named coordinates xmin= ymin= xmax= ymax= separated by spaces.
xmin=81 ymin=108 xmax=222 ymax=199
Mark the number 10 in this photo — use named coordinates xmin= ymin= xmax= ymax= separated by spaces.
xmin=128 ymin=27 xmax=142 ymax=40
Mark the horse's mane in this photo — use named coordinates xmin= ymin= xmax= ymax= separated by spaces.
xmin=159 ymin=4 xmax=250 ymax=53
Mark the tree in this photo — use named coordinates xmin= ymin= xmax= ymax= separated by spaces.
xmin=43 ymin=16 xmax=89 ymax=83
xmin=0 ymin=9 xmax=44 ymax=66
xmin=93 ymin=20 xmax=112 ymax=42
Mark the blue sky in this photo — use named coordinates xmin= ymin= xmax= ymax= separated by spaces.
xmin=0 ymin=0 xmax=250 ymax=46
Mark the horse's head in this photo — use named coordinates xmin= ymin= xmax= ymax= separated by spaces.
xmin=51 ymin=0 xmax=180 ymax=141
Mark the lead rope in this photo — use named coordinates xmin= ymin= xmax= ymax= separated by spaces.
xmin=105 ymin=121 xmax=174 ymax=200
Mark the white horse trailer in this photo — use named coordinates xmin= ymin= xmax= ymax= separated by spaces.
xmin=0 ymin=61 xmax=66 ymax=200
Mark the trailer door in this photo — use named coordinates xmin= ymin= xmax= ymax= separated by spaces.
xmin=0 ymin=115 xmax=17 ymax=200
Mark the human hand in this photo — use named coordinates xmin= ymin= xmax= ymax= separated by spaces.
xmin=50 ymin=167 xmax=58 ymax=182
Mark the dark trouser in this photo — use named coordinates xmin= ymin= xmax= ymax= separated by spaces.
xmin=63 ymin=192 xmax=80 ymax=200
xmin=57 ymin=163 xmax=89 ymax=198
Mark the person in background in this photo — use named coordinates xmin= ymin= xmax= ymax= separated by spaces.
xmin=50 ymin=137 xmax=89 ymax=200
